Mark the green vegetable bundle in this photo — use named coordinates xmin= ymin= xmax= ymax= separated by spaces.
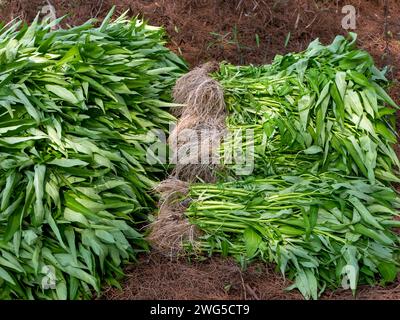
xmin=0 ymin=9 xmax=186 ymax=299
xmin=184 ymin=34 xmax=400 ymax=298
xmin=216 ymin=33 xmax=399 ymax=182
xmin=187 ymin=173 xmax=400 ymax=299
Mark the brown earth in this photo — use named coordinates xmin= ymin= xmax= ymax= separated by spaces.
xmin=1 ymin=0 xmax=400 ymax=300
xmin=102 ymin=253 xmax=400 ymax=300
xmin=2 ymin=0 xmax=400 ymax=69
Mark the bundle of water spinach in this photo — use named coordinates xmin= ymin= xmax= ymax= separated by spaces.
xmin=0 ymin=9 xmax=186 ymax=299
xmin=185 ymin=33 xmax=400 ymax=299
xmin=216 ymin=33 xmax=398 ymax=181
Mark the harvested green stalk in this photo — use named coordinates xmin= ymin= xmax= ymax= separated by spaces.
xmin=0 ymin=9 xmax=186 ymax=299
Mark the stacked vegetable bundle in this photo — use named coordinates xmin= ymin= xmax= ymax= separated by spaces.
xmin=217 ymin=33 xmax=398 ymax=181
xmin=184 ymin=34 xmax=400 ymax=298
xmin=187 ymin=174 xmax=400 ymax=299
xmin=0 ymin=11 xmax=186 ymax=299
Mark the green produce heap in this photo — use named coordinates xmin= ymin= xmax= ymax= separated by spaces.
xmin=0 ymin=10 xmax=186 ymax=299
xmin=185 ymin=34 xmax=400 ymax=299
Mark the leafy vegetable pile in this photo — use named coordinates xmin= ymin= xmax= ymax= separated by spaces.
xmin=187 ymin=173 xmax=400 ymax=299
xmin=185 ymin=34 xmax=400 ymax=298
xmin=217 ymin=33 xmax=398 ymax=181
xmin=0 ymin=10 xmax=186 ymax=299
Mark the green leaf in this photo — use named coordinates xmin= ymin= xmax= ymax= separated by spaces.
xmin=13 ymin=88 xmax=41 ymax=122
xmin=1 ymin=171 xmax=17 ymax=211
xmin=45 ymin=85 xmax=79 ymax=104
xmin=33 ymin=164 xmax=46 ymax=226
xmin=77 ymin=75 xmax=118 ymax=102
xmin=303 ymin=145 xmax=323 ymax=155
xmin=341 ymin=245 xmax=359 ymax=294
xmin=372 ymin=82 xmax=398 ymax=109
xmin=345 ymin=90 xmax=363 ymax=116
xmin=48 ymin=159 xmax=89 ymax=167
xmin=335 ymin=71 xmax=347 ymax=99
xmin=297 ymin=94 xmax=312 ymax=130
xmin=348 ymin=196 xmax=383 ymax=230
xmin=95 ymin=230 xmax=115 ymax=244
xmin=305 ymin=269 xmax=318 ymax=300
xmin=99 ymin=5 xmax=115 ymax=32
xmin=348 ymin=70 xmax=370 ymax=87
xmin=64 ymin=208 xmax=89 ymax=226
xmin=330 ymin=82 xmax=345 ymax=122
xmin=56 ymin=279 xmax=68 ymax=300
xmin=294 ymin=269 xmax=311 ymax=300
xmin=3 ymin=207 xmax=23 ymax=243
xmin=0 ymin=266 xmax=15 ymax=285
xmin=378 ymin=262 xmax=397 ymax=283
xmin=64 ymin=266 xmax=98 ymax=291
xmin=243 ymin=228 xmax=261 ymax=258
xmin=65 ymin=227 xmax=78 ymax=264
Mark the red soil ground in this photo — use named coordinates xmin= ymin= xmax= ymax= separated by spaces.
xmin=1 ymin=0 xmax=400 ymax=300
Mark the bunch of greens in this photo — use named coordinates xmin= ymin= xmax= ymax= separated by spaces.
xmin=185 ymin=34 xmax=400 ymax=298
xmin=187 ymin=173 xmax=400 ymax=299
xmin=0 ymin=9 xmax=186 ymax=299
xmin=215 ymin=33 xmax=399 ymax=183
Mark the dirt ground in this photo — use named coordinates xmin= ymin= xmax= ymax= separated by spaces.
xmin=102 ymin=253 xmax=400 ymax=300
xmin=2 ymin=1 xmax=400 ymax=69
xmin=1 ymin=0 xmax=400 ymax=300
